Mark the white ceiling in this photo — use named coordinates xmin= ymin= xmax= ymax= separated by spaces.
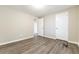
xmin=4 ymin=5 xmax=75 ymax=17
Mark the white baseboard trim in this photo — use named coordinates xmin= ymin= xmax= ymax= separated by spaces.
xmin=0 ymin=36 xmax=34 ymax=46
xmin=43 ymin=35 xmax=56 ymax=39
xmin=68 ymin=41 xmax=79 ymax=46
xmin=77 ymin=43 xmax=79 ymax=47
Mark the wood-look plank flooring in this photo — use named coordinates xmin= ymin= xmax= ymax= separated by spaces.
xmin=0 ymin=36 xmax=79 ymax=54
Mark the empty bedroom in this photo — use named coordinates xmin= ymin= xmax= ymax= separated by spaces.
xmin=0 ymin=5 xmax=79 ymax=54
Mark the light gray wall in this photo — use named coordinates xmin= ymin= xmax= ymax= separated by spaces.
xmin=68 ymin=7 xmax=78 ymax=43
xmin=0 ymin=7 xmax=35 ymax=44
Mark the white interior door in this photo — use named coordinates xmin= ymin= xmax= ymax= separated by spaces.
xmin=37 ymin=18 xmax=44 ymax=36
xmin=56 ymin=12 xmax=68 ymax=41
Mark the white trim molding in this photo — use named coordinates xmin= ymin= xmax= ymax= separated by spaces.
xmin=78 ymin=43 xmax=79 ymax=47
xmin=68 ymin=41 xmax=79 ymax=46
xmin=0 ymin=36 xmax=34 ymax=46
xmin=43 ymin=35 xmax=56 ymax=39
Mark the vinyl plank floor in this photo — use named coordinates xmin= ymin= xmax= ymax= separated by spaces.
xmin=0 ymin=36 xmax=79 ymax=54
